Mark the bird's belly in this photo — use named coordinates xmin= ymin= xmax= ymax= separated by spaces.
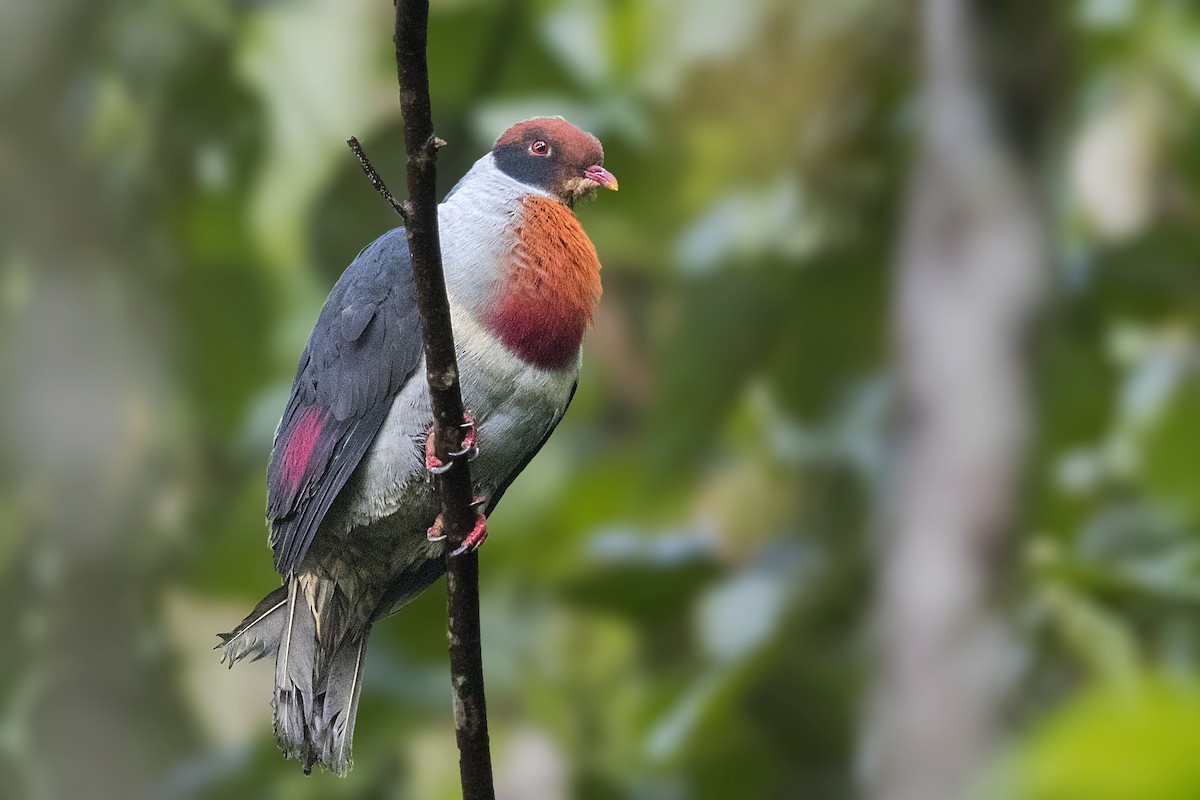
xmin=456 ymin=311 xmax=579 ymax=499
xmin=343 ymin=307 xmax=577 ymax=533
xmin=302 ymin=307 xmax=577 ymax=620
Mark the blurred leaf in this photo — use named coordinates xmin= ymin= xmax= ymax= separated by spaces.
xmin=767 ymin=249 xmax=885 ymax=418
xmin=1142 ymin=379 xmax=1200 ymax=520
xmin=171 ymin=263 xmax=275 ymax=439
xmin=1091 ymin=226 xmax=1200 ymax=324
xmin=558 ymin=544 xmax=721 ymax=625
xmin=641 ymin=270 xmax=793 ymax=489
xmin=179 ymin=474 xmax=277 ymax=599
xmin=1000 ymin=678 xmax=1200 ymax=800
xmin=1037 ymin=582 xmax=1142 ymax=685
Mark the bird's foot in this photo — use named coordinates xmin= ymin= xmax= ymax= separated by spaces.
xmin=426 ymin=504 xmax=489 ymax=557
xmin=451 ymin=512 xmax=489 ymax=557
xmin=424 ymin=413 xmax=479 ymax=474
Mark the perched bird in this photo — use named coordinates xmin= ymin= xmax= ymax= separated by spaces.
xmin=217 ymin=117 xmax=616 ymax=775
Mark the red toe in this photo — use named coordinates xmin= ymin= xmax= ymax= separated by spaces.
xmin=451 ymin=514 xmax=488 ymax=557
xmin=425 ymin=413 xmax=479 ymax=472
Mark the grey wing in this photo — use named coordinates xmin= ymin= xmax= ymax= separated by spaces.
xmin=266 ymin=228 xmax=424 ymax=576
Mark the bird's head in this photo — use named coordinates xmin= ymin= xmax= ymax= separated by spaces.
xmin=492 ymin=117 xmax=618 ymax=207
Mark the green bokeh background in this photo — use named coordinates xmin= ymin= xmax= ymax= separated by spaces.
xmin=3 ymin=1 xmax=1200 ymax=798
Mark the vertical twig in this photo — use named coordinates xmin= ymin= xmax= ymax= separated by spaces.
xmin=864 ymin=1 xmax=1053 ymax=799
xmin=391 ymin=0 xmax=496 ymax=797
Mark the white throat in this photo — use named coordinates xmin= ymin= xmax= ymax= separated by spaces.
xmin=437 ymin=154 xmax=555 ymax=318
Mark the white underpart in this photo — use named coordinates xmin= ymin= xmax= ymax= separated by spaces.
xmin=324 ymin=152 xmax=577 ymax=554
xmin=438 ymin=153 xmax=556 ymax=314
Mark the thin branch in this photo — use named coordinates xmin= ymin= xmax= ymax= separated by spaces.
xmin=346 ymin=136 xmax=407 ymax=221
xmin=392 ymin=1 xmax=497 ymax=799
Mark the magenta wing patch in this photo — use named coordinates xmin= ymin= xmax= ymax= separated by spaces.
xmin=280 ymin=407 xmax=325 ymax=493
xmin=266 ymin=400 xmax=385 ymax=575
xmin=265 ymin=393 xmax=398 ymax=575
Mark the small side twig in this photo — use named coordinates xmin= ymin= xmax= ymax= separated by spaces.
xmin=346 ymin=136 xmax=407 ymax=221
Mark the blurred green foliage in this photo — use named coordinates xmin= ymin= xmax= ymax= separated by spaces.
xmin=2 ymin=0 xmax=1200 ymax=798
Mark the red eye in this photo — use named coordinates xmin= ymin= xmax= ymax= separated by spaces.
xmin=530 ymin=140 xmax=550 ymax=156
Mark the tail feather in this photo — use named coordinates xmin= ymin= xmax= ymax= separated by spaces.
xmin=216 ymin=586 xmax=288 ymax=666
xmin=309 ymin=571 xmax=356 ymax=685
xmin=274 ymin=582 xmax=318 ymax=768
xmin=222 ymin=580 xmax=372 ymax=776
xmin=311 ymin=630 xmax=370 ymax=775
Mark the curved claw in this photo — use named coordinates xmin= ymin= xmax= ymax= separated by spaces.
xmin=449 ymin=419 xmax=479 ymax=459
xmin=427 ymin=505 xmax=488 ymax=551
xmin=427 ymin=459 xmax=453 ymax=475
xmin=425 ymin=413 xmax=479 ymax=472
xmin=450 ymin=513 xmax=488 ymax=557
xmin=448 ymin=442 xmax=479 ymax=460
xmin=427 ymin=516 xmax=447 ymax=542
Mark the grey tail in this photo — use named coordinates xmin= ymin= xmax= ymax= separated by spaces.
xmin=222 ymin=580 xmax=371 ymax=776
xmin=216 ymin=586 xmax=289 ymax=667
xmin=310 ymin=627 xmax=371 ymax=774
xmin=272 ymin=581 xmax=319 ymax=771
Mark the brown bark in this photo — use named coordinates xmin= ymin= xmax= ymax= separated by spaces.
xmin=394 ymin=0 xmax=495 ymax=796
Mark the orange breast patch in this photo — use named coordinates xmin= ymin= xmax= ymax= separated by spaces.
xmin=487 ymin=196 xmax=602 ymax=370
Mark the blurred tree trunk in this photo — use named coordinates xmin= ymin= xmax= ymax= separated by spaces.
xmin=864 ymin=2 xmax=1061 ymax=799
xmin=0 ymin=4 xmax=198 ymax=799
